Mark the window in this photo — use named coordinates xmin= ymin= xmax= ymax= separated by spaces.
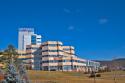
xmin=42 ymin=50 xmax=63 ymax=52
xmin=31 ymin=35 xmax=36 ymax=44
xmin=63 ymin=66 xmax=72 ymax=70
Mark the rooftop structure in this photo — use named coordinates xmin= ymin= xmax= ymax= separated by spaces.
xmin=18 ymin=28 xmax=42 ymax=51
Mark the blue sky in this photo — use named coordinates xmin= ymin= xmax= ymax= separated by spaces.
xmin=0 ymin=0 xmax=125 ymax=60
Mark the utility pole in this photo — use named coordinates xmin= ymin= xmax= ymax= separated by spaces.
xmin=57 ymin=41 xmax=60 ymax=71
xmin=113 ymin=57 xmax=117 ymax=83
xmin=94 ymin=71 xmax=96 ymax=83
xmin=69 ymin=46 xmax=74 ymax=71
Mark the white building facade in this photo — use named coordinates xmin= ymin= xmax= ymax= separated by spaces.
xmin=18 ymin=28 xmax=100 ymax=72
xmin=18 ymin=28 xmax=42 ymax=51
xmin=20 ymin=41 xmax=100 ymax=72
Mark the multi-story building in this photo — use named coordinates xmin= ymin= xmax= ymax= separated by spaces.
xmin=40 ymin=41 xmax=87 ymax=71
xmin=18 ymin=28 xmax=34 ymax=51
xmin=31 ymin=34 xmax=41 ymax=45
xmin=19 ymin=40 xmax=100 ymax=72
xmin=24 ymin=44 xmax=41 ymax=69
xmin=86 ymin=60 xmax=100 ymax=72
xmin=18 ymin=28 xmax=42 ymax=51
xmin=22 ymin=41 xmax=100 ymax=72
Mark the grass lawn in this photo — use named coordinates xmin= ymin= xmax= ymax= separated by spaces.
xmin=27 ymin=70 xmax=125 ymax=83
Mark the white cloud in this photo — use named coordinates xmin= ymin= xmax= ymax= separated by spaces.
xmin=63 ymin=8 xmax=81 ymax=14
xmin=99 ymin=18 xmax=108 ymax=24
xmin=68 ymin=26 xmax=75 ymax=30
xmin=64 ymin=8 xmax=71 ymax=13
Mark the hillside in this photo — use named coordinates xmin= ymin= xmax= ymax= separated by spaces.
xmin=97 ymin=58 xmax=125 ymax=69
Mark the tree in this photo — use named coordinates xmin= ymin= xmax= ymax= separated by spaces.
xmin=4 ymin=44 xmax=18 ymax=64
xmin=0 ymin=45 xmax=30 ymax=83
xmin=0 ymin=51 xmax=3 ymax=62
xmin=0 ymin=44 xmax=20 ymax=69
xmin=0 ymin=52 xmax=2 ymax=55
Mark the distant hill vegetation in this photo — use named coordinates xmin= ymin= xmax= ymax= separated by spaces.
xmin=97 ymin=58 xmax=125 ymax=69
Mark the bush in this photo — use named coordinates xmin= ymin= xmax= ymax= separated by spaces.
xmin=89 ymin=72 xmax=101 ymax=78
xmin=50 ymin=69 xmax=56 ymax=71
xmin=96 ymin=74 xmax=101 ymax=77
xmin=123 ymin=69 xmax=125 ymax=71
xmin=84 ymin=72 xmax=89 ymax=74
xmin=89 ymin=72 xmax=96 ymax=78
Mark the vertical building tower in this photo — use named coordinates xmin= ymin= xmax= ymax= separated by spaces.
xmin=18 ymin=28 xmax=42 ymax=51
xmin=31 ymin=34 xmax=42 ymax=45
xmin=18 ymin=28 xmax=34 ymax=51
